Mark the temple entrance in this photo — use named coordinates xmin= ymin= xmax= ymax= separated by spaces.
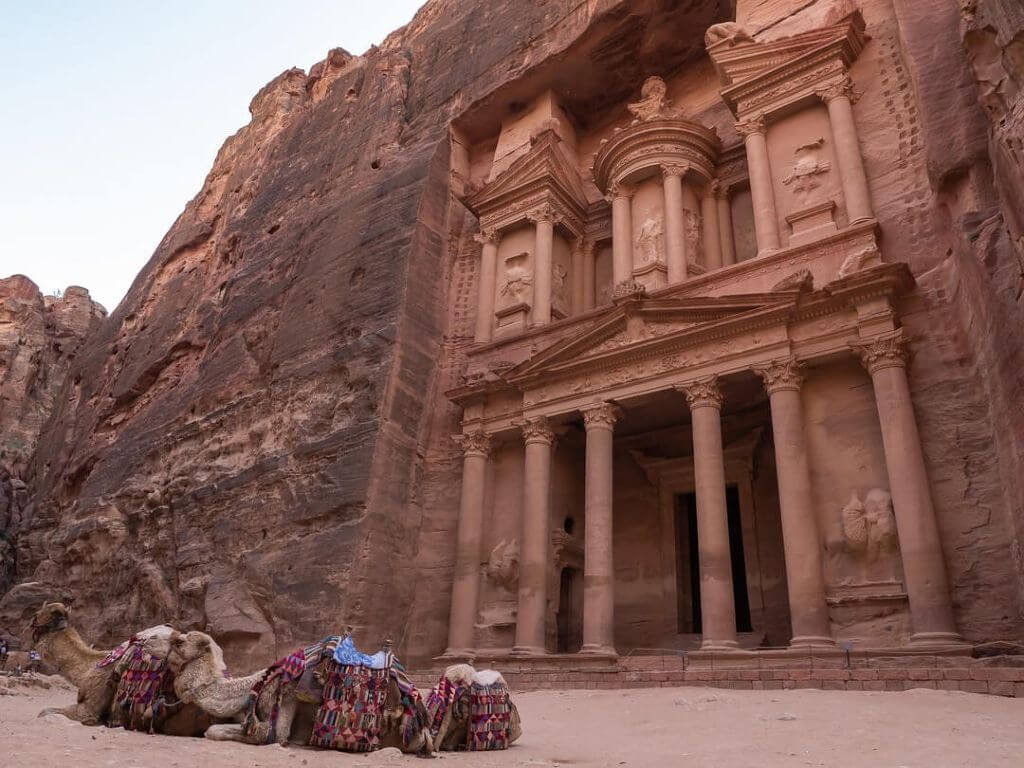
xmin=675 ymin=486 xmax=753 ymax=634
xmin=556 ymin=566 xmax=583 ymax=653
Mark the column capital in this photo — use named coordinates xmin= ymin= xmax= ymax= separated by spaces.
xmin=661 ymin=162 xmax=690 ymax=181
xmin=453 ymin=430 xmax=491 ymax=458
xmin=703 ymin=178 xmax=722 ymax=200
xmin=851 ymin=329 xmax=911 ymax=374
xmin=754 ymin=357 xmax=804 ymax=393
xmin=582 ymin=402 xmax=622 ymax=431
xmin=714 ymin=180 xmax=732 ymax=201
xmin=519 ymin=416 xmax=556 ymax=445
xmin=676 ymin=375 xmax=723 ymax=410
xmin=527 ymin=204 xmax=561 ymax=226
xmin=815 ymin=75 xmax=855 ymax=104
xmin=473 ymin=227 xmax=499 ymax=246
xmin=606 ymin=179 xmax=635 ymax=201
xmin=573 ymin=236 xmax=596 ymax=257
xmin=735 ymin=114 xmax=767 ymax=138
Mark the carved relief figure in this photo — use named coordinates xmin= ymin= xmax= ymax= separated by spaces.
xmin=840 ymin=489 xmax=901 ymax=584
xmin=636 ymin=215 xmax=664 ymax=266
xmin=484 ymin=539 xmax=519 ymax=592
xmin=552 ymin=263 xmax=569 ymax=311
xmin=499 ymin=252 xmax=532 ymax=308
xmin=627 ymin=76 xmax=675 ymax=121
xmin=782 ymin=137 xmax=832 ymax=203
xmin=705 ymin=22 xmax=754 ymax=48
xmin=684 ymin=209 xmax=701 ymax=263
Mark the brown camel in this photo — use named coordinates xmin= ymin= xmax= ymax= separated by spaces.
xmin=29 ymin=602 xmax=214 ymax=735
xmin=427 ymin=663 xmax=522 ymax=751
xmin=167 ymin=629 xmax=432 ymax=753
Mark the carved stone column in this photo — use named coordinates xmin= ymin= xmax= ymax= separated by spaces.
xmin=529 ymin=208 xmax=555 ymax=326
xmin=514 ymin=417 xmax=555 ymax=655
xmin=701 ymin=181 xmax=723 ymax=270
xmin=571 ymin=239 xmax=586 ymax=315
xmin=580 ymin=403 xmax=620 ymax=656
xmin=474 ymin=229 xmax=499 ymax=343
xmin=818 ymin=77 xmax=874 ymax=225
xmin=661 ymin=164 xmax=689 ymax=284
xmin=754 ymin=359 xmax=834 ymax=648
xmin=609 ymin=182 xmax=634 ymax=286
xmin=444 ymin=430 xmax=491 ymax=656
xmin=678 ymin=376 xmax=738 ymax=650
xmin=582 ymin=239 xmax=596 ymax=311
xmin=716 ymin=184 xmax=736 ymax=266
xmin=853 ymin=330 xmax=962 ymax=647
xmin=736 ymin=116 xmax=781 ymax=254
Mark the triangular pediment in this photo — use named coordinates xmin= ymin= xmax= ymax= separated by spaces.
xmin=505 ymin=293 xmax=798 ymax=385
xmin=709 ymin=12 xmax=866 ymax=91
xmin=463 ymin=129 xmax=589 ymax=220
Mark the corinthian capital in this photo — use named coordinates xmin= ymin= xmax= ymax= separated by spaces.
xmin=661 ymin=162 xmax=690 ymax=181
xmin=851 ymin=329 xmax=911 ymax=374
xmin=473 ymin=227 xmax=499 ymax=246
xmin=735 ymin=115 xmax=767 ymax=138
xmin=816 ymin=76 xmax=855 ymax=104
xmin=582 ymin=402 xmax=622 ymax=431
xmin=519 ymin=416 xmax=556 ymax=445
xmin=527 ymin=204 xmax=561 ymax=226
xmin=754 ymin=357 xmax=804 ymax=393
xmin=453 ymin=430 xmax=491 ymax=457
xmin=606 ymin=180 xmax=635 ymax=201
xmin=677 ymin=375 xmax=723 ymax=410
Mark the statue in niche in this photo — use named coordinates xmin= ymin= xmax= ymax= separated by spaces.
xmin=705 ymin=22 xmax=754 ymax=49
xmin=552 ymin=263 xmax=569 ymax=310
xmin=484 ymin=539 xmax=519 ymax=592
xmin=684 ymin=209 xmax=701 ymax=263
xmin=783 ymin=137 xmax=832 ymax=203
xmin=627 ymin=76 xmax=677 ymax=122
xmin=499 ymin=252 xmax=532 ymax=307
xmin=636 ymin=215 xmax=664 ymax=265
xmin=840 ymin=489 xmax=901 ymax=584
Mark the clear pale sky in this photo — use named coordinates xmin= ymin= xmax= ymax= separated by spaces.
xmin=0 ymin=1 xmax=424 ymax=311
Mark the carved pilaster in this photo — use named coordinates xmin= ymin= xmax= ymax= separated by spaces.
xmin=735 ymin=115 xmax=767 ymax=138
xmin=852 ymin=329 xmax=911 ymax=374
xmin=815 ymin=76 xmax=856 ymax=104
xmin=454 ymin=430 xmax=491 ymax=458
xmin=677 ymin=376 xmax=723 ymax=410
xmin=520 ymin=416 xmax=556 ymax=445
xmin=754 ymin=357 xmax=805 ymax=393
xmin=582 ymin=402 xmax=622 ymax=431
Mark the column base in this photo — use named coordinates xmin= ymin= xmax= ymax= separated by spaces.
xmin=511 ymin=645 xmax=546 ymax=657
xmin=909 ymin=631 xmax=968 ymax=650
xmin=438 ymin=647 xmax=475 ymax=660
xmin=700 ymin=638 xmax=740 ymax=651
xmin=789 ymin=635 xmax=836 ymax=649
xmin=578 ymin=644 xmax=617 ymax=658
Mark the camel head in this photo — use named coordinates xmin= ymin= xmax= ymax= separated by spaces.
xmin=30 ymin=601 xmax=72 ymax=644
xmin=167 ymin=630 xmax=226 ymax=676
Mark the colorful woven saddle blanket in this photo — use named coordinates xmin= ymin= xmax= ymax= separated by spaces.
xmin=107 ymin=643 xmax=173 ymax=732
xmin=309 ymin=661 xmax=392 ymax=752
xmin=426 ymin=675 xmax=466 ymax=745
xmin=468 ymin=680 xmax=513 ymax=751
xmin=96 ymin=636 xmax=137 ymax=669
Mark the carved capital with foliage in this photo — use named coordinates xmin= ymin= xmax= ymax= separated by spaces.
xmin=735 ymin=115 xmax=767 ymax=138
xmin=582 ymin=402 xmax=622 ymax=431
xmin=454 ymin=430 xmax=491 ymax=458
xmin=606 ymin=179 xmax=635 ymax=201
xmin=754 ymin=357 xmax=804 ymax=393
xmin=677 ymin=375 xmax=723 ymax=410
xmin=852 ymin=329 xmax=911 ymax=374
xmin=473 ymin=228 xmax=499 ymax=247
xmin=661 ymin=162 xmax=690 ymax=181
xmin=815 ymin=76 xmax=855 ymax=104
xmin=519 ymin=416 xmax=556 ymax=445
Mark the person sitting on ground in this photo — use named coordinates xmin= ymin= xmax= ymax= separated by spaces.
xmin=27 ymin=649 xmax=41 ymax=675
xmin=0 ymin=638 xmax=8 ymax=671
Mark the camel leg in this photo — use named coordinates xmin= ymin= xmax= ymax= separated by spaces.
xmin=205 ymin=723 xmax=247 ymax=741
xmin=273 ymin=693 xmax=298 ymax=746
xmin=38 ymin=702 xmax=101 ymax=726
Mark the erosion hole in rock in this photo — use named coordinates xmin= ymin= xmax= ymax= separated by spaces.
xmin=350 ymin=266 xmax=366 ymax=286
xmin=370 ymin=159 xmax=381 ymax=170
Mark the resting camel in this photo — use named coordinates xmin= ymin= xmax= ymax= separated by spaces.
xmin=167 ymin=629 xmax=432 ymax=753
xmin=427 ymin=663 xmax=522 ymax=750
xmin=29 ymin=601 xmax=214 ymax=735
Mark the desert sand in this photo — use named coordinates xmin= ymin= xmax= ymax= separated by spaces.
xmin=2 ymin=677 xmax=1022 ymax=767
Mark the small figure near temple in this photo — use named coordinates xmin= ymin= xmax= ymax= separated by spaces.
xmin=627 ymin=76 xmax=678 ymax=122
xmin=0 ymin=637 xmax=9 ymax=671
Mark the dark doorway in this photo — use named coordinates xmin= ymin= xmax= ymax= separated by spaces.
xmin=556 ymin=567 xmax=583 ymax=653
xmin=675 ymin=486 xmax=753 ymax=634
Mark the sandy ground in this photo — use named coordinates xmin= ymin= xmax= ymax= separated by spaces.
xmin=1 ymin=677 xmax=1023 ymax=767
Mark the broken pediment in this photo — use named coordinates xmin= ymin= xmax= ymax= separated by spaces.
xmin=462 ymin=127 xmax=589 ymax=237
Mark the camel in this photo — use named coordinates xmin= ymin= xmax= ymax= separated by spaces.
xmin=166 ymin=629 xmax=432 ymax=753
xmin=29 ymin=601 xmax=214 ymax=735
xmin=427 ymin=663 xmax=522 ymax=751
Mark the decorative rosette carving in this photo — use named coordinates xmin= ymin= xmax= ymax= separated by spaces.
xmin=851 ymin=329 xmax=911 ymax=374
xmin=520 ymin=416 xmax=556 ymax=445
xmin=678 ymin=376 xmax=723 ymax=410
xmin=582 ymin=402 xmax=621 ymax=431
xmin=754 ymin=357 xmax=805 ymax=393
xmin=453 ymin=430 xmax=491 ymax=457
xmin=735 ymin=115 xmax=767 ymax=138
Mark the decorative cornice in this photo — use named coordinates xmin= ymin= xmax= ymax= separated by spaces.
xmin=754 ymin=357 xmax=804 ymax=393
xmin=582 ymin=402 xmax=621 ymax=431
xmin=519 ymin=416 xmax=556 ymax=445
xmin=851 ymin=329 xmax=911 ymax=374
xmin=453 ymin=430 xmax=491 ymax=457
xmin=815 ymin=75 xmax=855 ymax=104
xmin=735 ymin=115 xmax=767 ymax=138
xmin=677 ymin=375 xmax=723 ymax=410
